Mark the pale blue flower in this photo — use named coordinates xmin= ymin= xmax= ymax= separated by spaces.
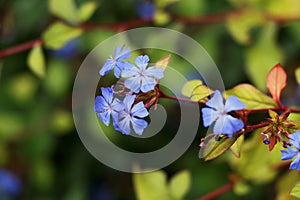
xmin=281 ymin=131 xmax=300 ymax=170
xmin=94 ymin=87 xmax=123 ymax=130
xmin=0 ymin=169 xmax=21 ymax=197
xmin=201 ymin=90 xmax=245 ymax=137
xmin=99 ymin=45 xmax=133 ymax=78
xmin=117 ymin=95 xmax=149 ymax=135
xmin=122 ymin=55 xmax=164 ymax=93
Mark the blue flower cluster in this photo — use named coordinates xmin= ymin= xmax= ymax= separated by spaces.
xmin=95 ymin=45 xmax=164 ymax=135
xmin=0 ymin=169 xmax=21 ymax=198
xmin=281 ymin=130 xmax=300 ymax=170
xmin=202 ymin=90 xmax=246 ymax=137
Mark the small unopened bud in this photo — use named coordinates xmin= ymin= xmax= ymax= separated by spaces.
xmin=263 ymin=138 xmax=270 ymax=145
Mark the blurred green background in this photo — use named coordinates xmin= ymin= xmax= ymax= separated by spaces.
xmin=1 ymin=0 xmax=300 ymax=199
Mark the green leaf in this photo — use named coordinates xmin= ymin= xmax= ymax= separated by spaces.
xmin=43 ymin=59 xmax=72 ymax=98
xmin=49 ymin=0 xmax=78 ymax=23
xmin=233 ymin=180 xmax=250 ymax=195
xmin=266 ymin=0 xmax=300 ymax=18
xmin=276 ymin=171 xmax=299 ymax=200
xmin=133 ymin=170 xmax=170 ymax=200
xmin=42 ymin=22 xmax=82 ymax=50
xmin=228 ymin=131 xmax=282 ymax=184
xmin=154 ymin=0 xmax=179 ymax=9
xmin=78 ymin=1 xmax=98 ymax=22
xmin=224 ymin=84 xmax=277 ymax=109
xmin=244 ymin=22 xmax=283 ymax=91
xmin=230 ymin=134 xmax=244 ymax=158
xmin=199 ymin=134 xmax=241 ymax=161
xmin=291 ymin=181 xmax=300 ymax=199
xmin=153 ymin=10 xmax=171 ymax=25
xmin=51 ymin=110 xmax=74 ymax=135
xmin=226 ymin=9 xmax=265 ymax=44
xmin=295 ymin=68 xmax=300 ymax=84
xmin=169 ymin=170 xmax=191 ymax=200
xmin=27 ymin=44 xmax=46 ymax=78
xmin=182 ymin=80 xmax=213 ymax=102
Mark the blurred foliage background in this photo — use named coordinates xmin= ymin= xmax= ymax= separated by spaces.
xmin=1 ymin=0 xmax=300 ymax=199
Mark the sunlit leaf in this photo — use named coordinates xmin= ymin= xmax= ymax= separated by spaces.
xmin=78 ymin=1 xmax=98 ymax=22
xmin=169 ymin=170 xmax=191 ymax=200
xmin=49 ymin=0 xmax=78 ymax=23
xmin=230 ymin=134 xmax=244 ymax=158
xmin=266 ymin=0 xmax=300 ymax=18
xmin=245 ymin=22 xmax=283 ymax=91
xmin=226 ymin=9 xmax=265 ymax=44
xmin=153 ymin=10 xmax=171 ymax=25
xmin=266 ymin=63 xmax=287 ymax=104
xmin=199 ymin=134 xmax=241 ymax=161
xmin=291 ymin=181 xmax=300 ymax=199
xmin=182 ymin=80 xmax=213 ymax=102
xmin=224 ymin=84 xmax=277 ymax=109
xmin=51 ymin=110 xmax=74 ymax=135
xmin=27 ymin=44 xmax=46 ymax=78
xmin=295 ymin=68 xmax=300 ymax=85
xmin=233 ymin=180 xmax=250 ymax=195
xmin=155 ymin=55 xmax=170 ymax=71
xmin=133 ymin=170 xmax=170 ymax=200
xmin=276 ymin=171 xmax=299 ymax=200
xmin=228 ymin=131 xmax=282 ymax=184
xmin=42 ymin=22 xmax=82 ymax=50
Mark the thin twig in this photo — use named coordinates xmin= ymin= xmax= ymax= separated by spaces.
xmin=198 ymin=182 xmax=234 ymax=200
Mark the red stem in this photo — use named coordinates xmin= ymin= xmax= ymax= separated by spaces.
xmin=0 ymin=39 xmax=42 ymax=59
xmin=198 ymin=182 xmax=234 ymax=200
xmin=159 ymin=91 xmax=206 ymax=106
xmin=247 ymin=122 xmax=270 ymax=130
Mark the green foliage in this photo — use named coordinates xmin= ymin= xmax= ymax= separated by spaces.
xmin=181 ymin=80 xmax=213 ymax=102
xmin=295 ymin=68 xmax=300 ymax=84
xmin=224 ymin=84 xmax=277 ymax=109
xmin=49 ymin=0 xmax=98 ymax=23
xmin=276 ymin=171 xmax=300 ymax=200
xmin=27 ymin=44 xmax=46 ymax=78
xmin=244 ymin=22 xmax=283 ymax=91
xmin=230 ymin=134 xmax=244 ymax=158
xmin=42 ymin=22 xmax=82 ymax=50
xmin=291 ymin=181 xmax=300 ymax=199
xmin=133 ymin=170 xmax=191 ymax=200
xmin=226 ymin=9 xmax=265 ymax=44
xmin=199 ymin=134 xmax=241 ymax=161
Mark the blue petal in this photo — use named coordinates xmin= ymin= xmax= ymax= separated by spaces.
xmin=115 ymin=46 xmax=131 ymax=61
xmin=135 ymin=55 xmax=149 ymax=70
xmin=213 ymin=115 xmax=244 ymax=136
xmin=201 ymin=108 xmax=220 ymax=127
xmin=124 ymin=77 xmax=142 ymax=93
xmin=131 ymin=102 xmax=149 ymax=118
xmin=132 ymin=118 xmax=148 ymax=135
xmin=112 ymin=119 xmax=122 ymax=132
xmin=123 ymin=95 xmax=136 ymax=112
xmin=97 ymin=111 xmax=111 ymax=126
xmin=289 ymin=131 xmax=300 ymax=149
xmin=140 ymin=77 xmax=157 ymax=92
xmin=281 ymin=146 xmax=298 ymax=160
xmin=122 ymin=62 xmax=134 ymax=71
xmin=101 ymin=87 xmax=113 ymax=104
xmin=225 ymin=95 xmax=246 ymax=112
xmin=122 ymin=66 xmax=140 ymax=77
xmin=118 ymin=118 xmax=131 ymax=135
xmin=206 ymin=90 xmax=225 ymax=111
xmin=145 ymin=66 xmax=164 ymax=79
xmin=94 ymin=96 xmax=108 ymax=112
xmin=99 ymin=59 xmax=115 ymax=76
xmin=290 ymin=154 xmax=300 ymax=170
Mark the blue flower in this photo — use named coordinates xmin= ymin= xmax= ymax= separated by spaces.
xmin=94 ymin=87 xmax=123 ymax=130
xmin=201 ymin=90 xmax=246 ymax=137
xmin=117 ymin=95 xmax=149 ymax=135
xmin=122 ymin=55 xmax=164 ymax=93
xmin=281 ymin=131 xmax=300 ymax=170
xmin=0 ymin=169 xmax=21 ymax=197
xmin=137 ymin=1 xmax=156 ymax=20
xmin=99 ymin=45 xmax=134 ymax=78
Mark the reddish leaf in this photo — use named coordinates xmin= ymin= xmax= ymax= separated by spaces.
xmin=266 ymin=63 xmax=287 ymax=105
xmin=269 ymin=134 xmax=277 ymax=151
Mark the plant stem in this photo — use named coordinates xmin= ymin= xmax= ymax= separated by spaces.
xmin=247 ymin=122 xmax=270 ymax=130
xmin=198 ymin=182 xmax=234 ymax=200
xmin=0 ymin=39 xmax=42 ymax=59
xmin=158 ymin=90 xmax=206 ymax=106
